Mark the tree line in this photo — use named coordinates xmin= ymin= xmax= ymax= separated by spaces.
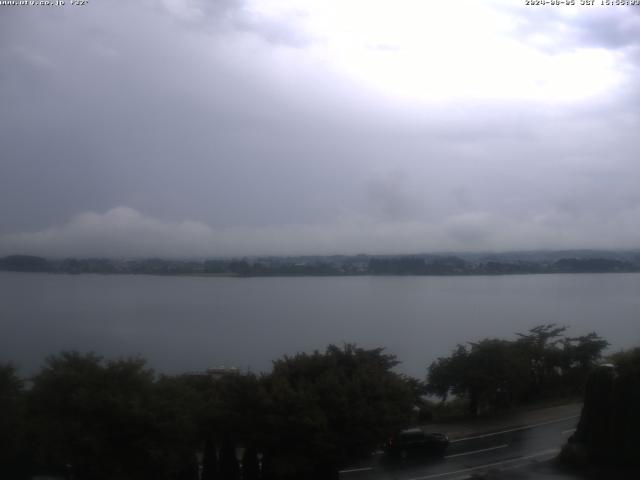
xmin=426 ymin=324 xmax=609 ymax=416
xmin=0 ymin=326 xmax=612 ymax=479
xmin=2 ymin=253 xmax=640 ymax=277
xmin=0 ymin=345 xmax=415 ymax=480
xmin=561 ymin=347 xmax=640 ymax=468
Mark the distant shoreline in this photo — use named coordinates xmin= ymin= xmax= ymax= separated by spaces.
xmin=3 ymin=271 xmax=640 ymax=279
xmin=2 ymin=251 xmax=640 ymax=278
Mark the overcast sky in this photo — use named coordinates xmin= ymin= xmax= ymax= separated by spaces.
xmin=1 ymin=0 xmax=639 ymax=257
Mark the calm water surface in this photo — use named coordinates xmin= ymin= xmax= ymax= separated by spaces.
xmin=1 ymin=272 xmax=639 ymax=378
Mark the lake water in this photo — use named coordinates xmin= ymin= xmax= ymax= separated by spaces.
xmin=1 ymin=272 xmax=639 ymax=378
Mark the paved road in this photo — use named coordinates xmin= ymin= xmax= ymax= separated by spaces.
xmin=339 ymin=415 xmax=579 ymax=480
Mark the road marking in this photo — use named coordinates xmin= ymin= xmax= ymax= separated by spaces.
xmin=404 ymin=448 xmax=560 ymax=480
xmin=338 ymin=466 xmax=373 ymax=474
xmin=444 ymin=443 xmax=508 ymax=459
xmin=501 ymin=461 xmax=528 ymax=470
xmin=450 ymin=415 xmax=580 ymax=443
xmin=341 ymin=415 xmax=576 ymax=477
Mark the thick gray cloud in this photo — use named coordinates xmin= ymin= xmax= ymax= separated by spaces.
xmin=1 ymin=0 xmax=639 ymax=256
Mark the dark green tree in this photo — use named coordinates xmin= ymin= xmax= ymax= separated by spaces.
xmin=262 ymin=344 xmax=416 ymax=478
xmin=427 ymin=340 xmax=529 ymax=416
xmin=218 ymin=440 xmax=240 ymax=480
xmin=516 ymin=324 xmax=568 ymax=393
xmin=428 ymin=326 xmax=609 ymax=416
xmin=201 ymin=436 xmax=219 ymax=480
xmin=241 ymin=446 xmax=259 ymax=480
xmin=565 ymin=350 xmax=640 ymax=467
xmin=150 ymin=375 xmax=203 ymax=479
xmin=563 ymin=332 xmax=609 ymax=370
xmin=27 ymin=352 xmax=199 ymax=480
xmin=0 ymin=364 xmax=27 ymax=479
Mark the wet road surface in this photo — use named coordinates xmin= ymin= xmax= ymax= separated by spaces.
xmin=340 ymin=415 xmax=579 ymax=480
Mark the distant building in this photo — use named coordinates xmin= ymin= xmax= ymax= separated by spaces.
xmin=185 ymin=366 xmax=240 ymax=380
xmin=205 ymin=366 xmax=240 ymax=379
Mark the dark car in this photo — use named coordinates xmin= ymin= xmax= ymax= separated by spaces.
xmin=384 ymin=428 xmax=449 ymax=459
